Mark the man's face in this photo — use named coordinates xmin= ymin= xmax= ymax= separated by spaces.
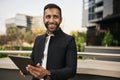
xmin=43 ymin=8 xmax=62 ymax=33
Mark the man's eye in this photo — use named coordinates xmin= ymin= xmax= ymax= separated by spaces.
xmin=46 ymin=16 xmax=50 ymax=19
xmin=54 ymin=16 xmax=58 ymax=19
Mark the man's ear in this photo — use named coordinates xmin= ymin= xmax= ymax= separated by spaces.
xmin=43 ymin=16 xmax=45 ymax=22
xmin=60 ymin=17 xmax=62 ymax=23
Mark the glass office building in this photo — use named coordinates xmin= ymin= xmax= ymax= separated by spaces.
xmin=82 ymin=0 xmax=120 ymax=46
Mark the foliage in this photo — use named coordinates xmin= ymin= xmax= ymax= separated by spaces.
xmin=32 ymin=28 xmax=46 ymax=37
xmin=113 ymin=39 xmax=119 ymax=46
xmin=77 ymin=56 xmax=96 ymax=60
xmin=0 ymin=54 xmax=8 ymax=58
xmin=22 ymin=54 xmax=31 ymax=57
xmin=6 ymin=27 xmax=25 ymax=50
xmin=0 ymin=46 xmax=32 ymax=50
xmin=6 ymin=27 xmax=24 ymax=40
xmin=0 ymin=26 xmax=46 ymax=50
xmin=22 ymin=46 xmax=32 ymax=50
xmin=102 ymin=31 xmax=113 ymax=46
xmin=24 ymin=31 xmax=34 ymax=44
xmin=0 ymin=35 xmax=8 ymax=45
xmin=0 ymin=46 xmax=31 ymax=58
xmin=0 ymin=46 xmax=8 ymax=58
xmin=70 ymin=31 xmax=86 ymax=52
xmin=24 ymin=28 xmax=46 ymax=44
xmin=0 ymin=46 xmax=6 ymax=50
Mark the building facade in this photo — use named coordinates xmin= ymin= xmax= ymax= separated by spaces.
xmin=82 ymin=0 xmax=120 ymax=46
xmin=31 ymin=16 xmax=45 ymax=34
xmin=6 ymin=13 xmax=32 ymax=34
xmin=6 ymin=13 xmax=45 ymax=34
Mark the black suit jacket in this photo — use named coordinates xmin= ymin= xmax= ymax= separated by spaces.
xmin=31 ymin=28 xmax=77 ymax=80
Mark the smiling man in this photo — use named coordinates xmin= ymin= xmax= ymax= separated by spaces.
xmin=20 ymin=3 xmax=77 ymax=80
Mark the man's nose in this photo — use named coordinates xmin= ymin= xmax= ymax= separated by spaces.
xmin=49 ymin=17 xmax=54 ymax=23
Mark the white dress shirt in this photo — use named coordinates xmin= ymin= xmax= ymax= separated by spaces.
xmin=42 ymin=35 xmax=51 ymax=69
xmin=41 ymin=34 xmax=53 ymax=80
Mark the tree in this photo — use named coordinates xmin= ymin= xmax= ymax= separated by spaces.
xmin=6 ymin=27 xmax=25 ymax=50
xmin=0 ymin=35 xmax=8 ymax=45
xmin=24 ymin=31 xmax=34 ymax=44
xmin=102 ymin=31 xmax=113 ymax=46
xmin=70 ymin=31 xmax=86 ymax=52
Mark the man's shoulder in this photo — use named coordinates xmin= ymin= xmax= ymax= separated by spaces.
xmin=36 ymin=34 xmax=46 ymax=38
xmin=62 ymin=33 xmax=75 ymax=41
xmin=35 ymin=34 xmax=46 ymax=41
xmin=63 ymin=33 xmax=74 ymax=39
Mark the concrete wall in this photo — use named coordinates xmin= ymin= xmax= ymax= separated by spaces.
xmin=0 ymin=68 xmax=120 ymax=80
xmin=0 ymin=68 xmax=32 ymax=80
xmin=103 ymin=0 xmax=113 ymax=17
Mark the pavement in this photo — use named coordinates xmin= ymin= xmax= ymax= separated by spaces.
xmin=0 ymin=57 xmax=18 ymax=69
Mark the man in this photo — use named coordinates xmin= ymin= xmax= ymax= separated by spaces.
xmin=21 ymin=3 xmax=77 ymax=80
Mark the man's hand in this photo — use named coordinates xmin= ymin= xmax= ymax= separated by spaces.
xmin=26 ymin=63 xmax=51 ymax=79
xmin=19 ymin=70 xmax=26 ymax=77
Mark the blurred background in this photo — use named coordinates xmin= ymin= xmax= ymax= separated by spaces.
xmin=0 ymin=0 xmax=120 ymax=80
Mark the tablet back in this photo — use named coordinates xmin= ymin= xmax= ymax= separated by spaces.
xmin=9 ymin=55 xmax=34 ymax=75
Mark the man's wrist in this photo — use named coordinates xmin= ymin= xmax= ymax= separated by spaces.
xmin=46 ymin=70 xmax=51 ymax=76
xmin=44 ymin=70 xmax=51 ymax=80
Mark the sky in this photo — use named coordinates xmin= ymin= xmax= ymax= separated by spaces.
xmin=0 ymin=0 xmax=86 ymax=35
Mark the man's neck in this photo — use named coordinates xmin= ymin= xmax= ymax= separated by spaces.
xmin=47 ymin=31 xmax=54 ymax=36
xmin=47 ymin=31 xmax=53 ymax=35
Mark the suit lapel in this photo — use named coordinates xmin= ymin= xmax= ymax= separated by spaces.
xmin=36 ymin=35 xmax=46 ymax=64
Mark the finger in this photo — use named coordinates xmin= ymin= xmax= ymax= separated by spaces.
xmin=36 ymin=63 xmax=41 ymax=66
xmin=36 ymin=63 xmax=43 ymax=69
xmin=19 ymin=70 xmax=26 ymax=77
xmin=28 ymin=67 xmax=44 ymax=78
xmin=26 ymin=65 xmax=42 ymax=75
xmin=29 ymin=70 xmax=39 ymax=78
xmin=27 ymin=65 xmax=42 ymax=72
xmin=26 ymin=65 xmax=46 ymax=78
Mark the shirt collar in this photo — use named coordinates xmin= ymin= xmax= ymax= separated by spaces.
xmin=45 ymin=28 xmax=63 ymax=37
xmin=46 ymin=32 xmax=54 ymax=37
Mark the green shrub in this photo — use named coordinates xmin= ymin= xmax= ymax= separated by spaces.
xmin=70 ymin=31 xmax=86 ymax=52
xmin=22 ymin=47 xmax=32 ymax=50
xmin=0 ymin=54 xmax=8 ymax=58
xmin=0 ymin=46 xmax=6 ymax=50
xmin=102 ymin=31 xmax=113 ymax=46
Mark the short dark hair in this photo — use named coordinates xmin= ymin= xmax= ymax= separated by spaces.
xmin=44 ymin=3 xmax=62 ymax=18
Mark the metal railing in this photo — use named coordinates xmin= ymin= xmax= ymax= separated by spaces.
xmin=77 ymin=52 xmax=120 ymax=59
xmin=0 ymin=50 xmax=31 ymax=55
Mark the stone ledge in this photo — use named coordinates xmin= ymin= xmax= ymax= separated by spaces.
xmin=77 ymin=60 xmax=120 ymax=78
xmin=0 ymin=58 xmax=120 ymax=78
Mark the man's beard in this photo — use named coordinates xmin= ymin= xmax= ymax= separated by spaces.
xmin=44 ymin=22 xmax=60 ymax=32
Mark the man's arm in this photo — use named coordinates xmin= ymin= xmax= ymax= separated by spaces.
xmin=49 ymin=37 xmax=77 ymax=80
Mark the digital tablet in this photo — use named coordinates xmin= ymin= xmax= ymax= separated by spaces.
xmin=9 ymin=55 xmax=35 ymax=75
